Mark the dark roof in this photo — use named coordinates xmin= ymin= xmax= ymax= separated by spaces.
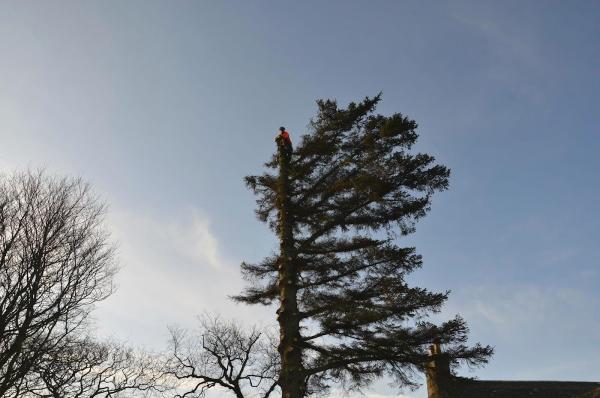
xmin=579 ymin=388 xmax=600 ymax=398
xmin=453 ymin=379 xmax=600 ymax=398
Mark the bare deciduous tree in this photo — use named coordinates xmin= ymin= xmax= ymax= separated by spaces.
xmin=26 ymin=337 xmax=163 ymax=398
xmin=164 ymin=316 xmax=279 ymax=398
xmin=0 ymin=171 xmax=117 ymax=397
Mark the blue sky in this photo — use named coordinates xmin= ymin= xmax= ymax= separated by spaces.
xmin=0 ymin=1 xmax=599 ymax=397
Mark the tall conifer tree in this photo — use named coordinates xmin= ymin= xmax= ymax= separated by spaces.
xmin=235 ymin=95 xmax=492 ymax=398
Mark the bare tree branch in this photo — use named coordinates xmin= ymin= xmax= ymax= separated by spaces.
xmin=162 ymin=316 xmax=279 ymax=398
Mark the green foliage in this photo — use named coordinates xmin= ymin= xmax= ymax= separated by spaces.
xmin=236 ymin=95 xmax=492 ymax=394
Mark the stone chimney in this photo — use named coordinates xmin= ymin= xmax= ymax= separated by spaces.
xmin=426 ymin=340 xmax=452 ymax=398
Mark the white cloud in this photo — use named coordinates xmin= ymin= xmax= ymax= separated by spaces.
xmin=93 ymin=206 xmax=274 ymax=348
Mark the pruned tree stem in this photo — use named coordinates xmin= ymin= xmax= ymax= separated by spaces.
xmin=276 ymin=137 xmax=304 ymax=398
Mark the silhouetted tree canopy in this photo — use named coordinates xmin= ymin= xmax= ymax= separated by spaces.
xmin=0 ymin=171 xmax=155 ymax=398
xmin=235 ymin=95 xmax=492 ymax=398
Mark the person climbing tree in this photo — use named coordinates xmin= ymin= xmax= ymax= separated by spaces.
xmin=277 ymin=126 xmax=293 ymax=156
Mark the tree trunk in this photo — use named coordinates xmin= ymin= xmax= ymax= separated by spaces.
xmin=275 ymin=138 xmax=304 ymax=398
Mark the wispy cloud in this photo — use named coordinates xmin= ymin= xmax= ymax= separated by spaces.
xmin=440 ymin=283 xmax=600 ymax=380
xmin=446 ymin=284 xmax=590 ymax=335
xmin=94 ymin=207 xmax=273 ymax=348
